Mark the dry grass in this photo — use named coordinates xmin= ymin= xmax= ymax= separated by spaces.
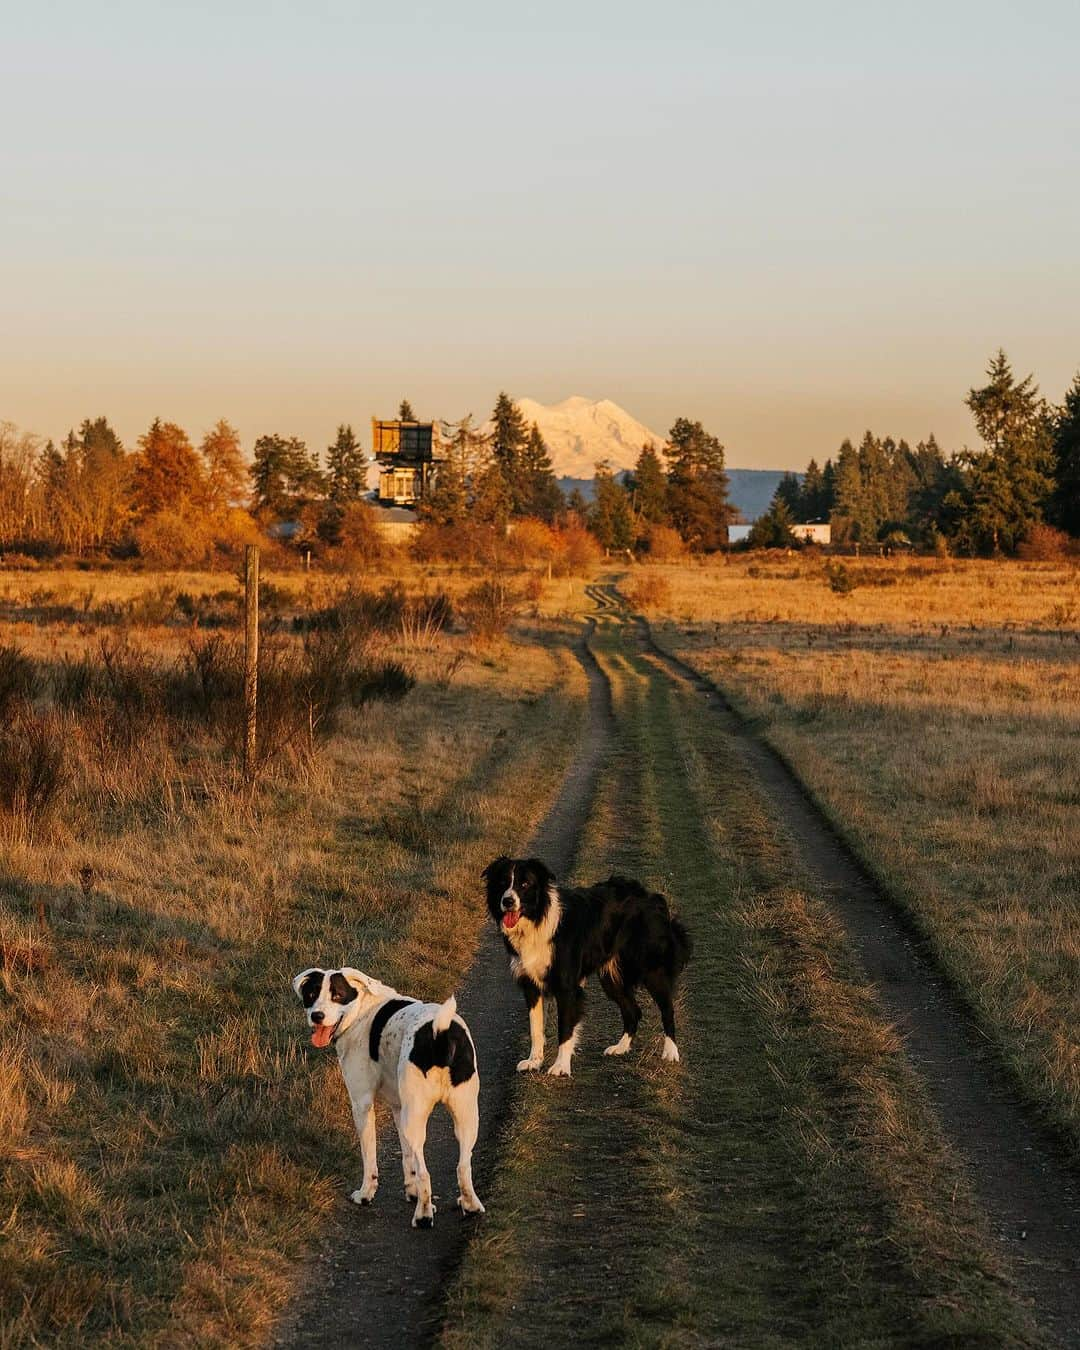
xmin=0 ymin=564 xmax=589 ymax=1346
xmin=636 ymin=554 xmax=1080 ymax=1154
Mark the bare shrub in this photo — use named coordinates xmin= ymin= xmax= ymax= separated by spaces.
xmin=462 ymin=579 xmax=520 ymax=643
xmin=170 ymin=634 xmax=243 ymax=725
xmin=52 ymin=653 xmax=99 ymax=707
xmin=0 ymin=644 xmax=38 ymax=717
xmin=0 ymin=708 xmax=68 ymax=820
xmin=522 ymin=573 xmax=545 ymax=605
xmin=412 ymin=522 xmax=511 ymax=567
xmin=1017 ymin=524 xmax=1072 ymax=562
xmin=333 ymin=502 xmax=391 ymax=566
xmin=243 ymin=631 xmax=415 ymax=771
xmin=400 ymin=591 xmax=454 ymax=648
xmin=623 ymin=573 xmax=672 ymax=611
xmin=125 ymin=584 xmax=180 ymax=627
xmin=97 ymin=636 xmax=161 ymax=731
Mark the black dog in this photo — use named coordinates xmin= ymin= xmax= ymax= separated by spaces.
xmin=483 ymin=856 xmax=692 ymax=1076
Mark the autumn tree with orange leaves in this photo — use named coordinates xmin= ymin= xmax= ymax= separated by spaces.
xmin=132 ymin=419 xmax=207 ymax=519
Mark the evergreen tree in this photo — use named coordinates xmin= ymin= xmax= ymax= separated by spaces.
xmin=471 ymin=459 xmax=513 ymax=528
xmin=398 ymin=399 xmax=417 ymax=422
xmin=820 ymin=458 xmax=838 ymax=516
xmin=664 ymin=417 xmax=731 ymax=551
xmin=830 ymin=431 xmax=919 ymax=543
xmin=905 ymin=436 xmax=962 ymax=542
xmin=775 ymin=472 xmax=803 ymax=515
xmin=250 ymin=434 xmax=326 ymax=520
xmin=420 ymin=450 xmax=468 ymax=525
xmin=133 ymin=419 xmax=206 ymax=519
xmin=747 ymin=495 xmax=797 ymax=548
xmin=489 ymin=393 xmax=530 ymax=514
xmin=800 ymin=459 xmax=825 ymax=518
xmin=565 ymin=486 xmax=588 ymax=519
xmin=957 ymin=350 xmax=1055 ymax=553
xmin=326 ymin=423 xmax=368 ymax=504
xmin=629 ymin=442 xmax=668 ymax=525
xmin=1049 ymin=371 xmax=1080 ymax=536
xmin=520 ymin=423 xmax=564 ymax=520
xmin=830 ymin=437 xmax=863 ymax=542
xmin=886 ymin=439 xmax=918 ymax=526
xmin=590 ymin=460 xmax=635 ymax=552
xmin=200 ymin=419 xmax=246 ymax=511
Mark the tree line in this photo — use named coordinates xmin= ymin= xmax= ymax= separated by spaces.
xmin=751 ymin=351 xmax=1080 ymax=554
xmin=0 ymin=391 xmax=735 ymax=563
xmin=421 ymin=395 xmax=734 ymax=557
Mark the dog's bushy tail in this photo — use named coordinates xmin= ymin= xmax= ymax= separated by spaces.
xmin=432 ymin=994 xmax=457 ymax=1034
xmin=669 ymin=916 xmax=693 ymax=975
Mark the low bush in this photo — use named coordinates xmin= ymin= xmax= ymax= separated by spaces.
xmin=511 ymin=518 xmax=560 ymax=566
xmin=824 ymin=561 xmax=856 ymax=595
xmin=553 ymin=525 xmax=602 ymax=575
xmin=1017 ymin=524 xmax=1073 ymax=562
xmin=644 ymin=525 xmax=686 ymax=562
xmin=461 ymin=579 xmax=519 ymax=643
xmin=0 ymin=645 xmax=38 ymax=718
xmin=623 ymin=573 xmax=672 ymax=611
xmin=0 ymin=708 xmax=67 ymax=821
xmin=135 ymin=507 xmax=217 ymax=569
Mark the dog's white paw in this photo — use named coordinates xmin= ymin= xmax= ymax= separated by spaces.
xmin=604 ymin=1034 xmax=632 ymax=1057
xmin=351 ymin=1185 xmax=378 ymax=1206
xmin=517 ymin=1056 xmax=543 ymax=1072
xmin=547 ymin=1060 xmax=572 ymax=1077
xmin=457 ymin=1195 xmax=486 ymax=1215
xmin=661 ymin=1037 xmax=681 ymax=1063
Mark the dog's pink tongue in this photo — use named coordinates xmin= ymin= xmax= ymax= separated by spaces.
xmin=502 ymin=911 xmax=520 ymax=930
xmin=311 ymin=1023 xmax=335 ymax=1049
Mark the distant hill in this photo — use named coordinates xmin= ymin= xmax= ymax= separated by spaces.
xmin=516 ymin=396 xmax=662 ymax=477
xmin=558 ymin=468 xmax=790 ymax=523
xmin=517 ymin=397 xmax=788 ymax=521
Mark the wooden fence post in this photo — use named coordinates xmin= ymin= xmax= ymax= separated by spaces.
xmin=243 ymin=544 xmax=259 ymax=781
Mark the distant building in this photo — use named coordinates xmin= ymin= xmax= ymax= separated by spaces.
xmin=728 ymin=521 xmax=831 ymax=546
xmin=372 ymin=504 xmax=420 ymax=545
xmin=372 ymin=418 xmax=439 ymax=507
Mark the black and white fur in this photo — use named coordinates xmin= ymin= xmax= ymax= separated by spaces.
xmin=291 ymin=967 xmax=484 ymax=1228
xmin=483 ymin=857 xmax=692 ymax=1077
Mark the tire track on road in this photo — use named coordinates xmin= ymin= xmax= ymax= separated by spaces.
xmin=615 ymin=583 xmax=1080 ymax=1348
xmin=274 ymin=620 xmax=613 ymax=1350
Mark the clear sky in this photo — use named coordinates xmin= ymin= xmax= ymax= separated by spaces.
xmin=2 ymin=1 xmax=1078 ymax=469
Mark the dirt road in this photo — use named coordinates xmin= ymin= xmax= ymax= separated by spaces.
xmin=273 ymin=627 xmax=612 ymax=1350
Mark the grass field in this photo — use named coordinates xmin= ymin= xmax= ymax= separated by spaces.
xmin=1 ymin=555 xmax=1073 ymax=1346
xmin=0 ymin=564 xmax=587 ymax=1346
xmin=636 ymin=554 xmax=1080 ymax=1154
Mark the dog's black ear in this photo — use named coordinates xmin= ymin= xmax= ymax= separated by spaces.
xmin=527 ymin=857 xmax=556 ymax=887
xmin=481 ymin=856 xmax=510 ymax=880
xmin=292 ymin=967 xmax=323 ymax=999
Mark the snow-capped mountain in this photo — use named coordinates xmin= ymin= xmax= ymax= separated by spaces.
xmin=516 ymin=396 xmax=664 ymax=478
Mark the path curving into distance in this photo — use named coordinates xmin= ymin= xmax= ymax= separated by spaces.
xmin=613 ymin=582 xmax=1080 ymax=1349
xmin=273 ymin=621 xmax=613 ymax=1350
